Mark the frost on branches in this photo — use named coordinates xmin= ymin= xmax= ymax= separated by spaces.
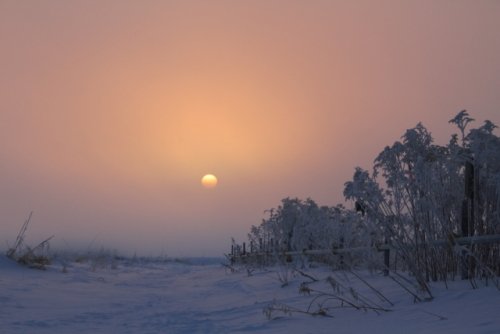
xmin=242 ymin=111 xmax=500 ymax=285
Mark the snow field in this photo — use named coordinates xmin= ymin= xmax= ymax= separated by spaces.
xmin=1 ymin=255 xmax=499 ymax=334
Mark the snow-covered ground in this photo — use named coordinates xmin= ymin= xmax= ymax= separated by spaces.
xmin=1 ymin=254 xmax=499 ymax=334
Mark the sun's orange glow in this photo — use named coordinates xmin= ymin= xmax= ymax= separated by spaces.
xmin=201 ymin=174 xmax=218 ymax=188
xmin=0 ymin=1 xmax=499 ymax=256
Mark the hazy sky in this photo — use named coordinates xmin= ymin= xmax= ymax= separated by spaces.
xmin=1 ymin=1 xmax=499 ymax=256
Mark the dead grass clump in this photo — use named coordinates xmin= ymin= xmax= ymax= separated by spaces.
xmin=6 ymin=212 xmax=54 ymax=270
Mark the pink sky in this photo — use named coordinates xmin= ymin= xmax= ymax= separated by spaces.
xmin=1 ymin=1 xmax=499 ymax=256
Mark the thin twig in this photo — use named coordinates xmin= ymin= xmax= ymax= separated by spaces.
xmin=294 ymin=268 xmax=319 ymax=282
xmin=389 ymin=274 xmax=422 ymax=302
xmin=349 ymin=269 xmax=394 ymax=306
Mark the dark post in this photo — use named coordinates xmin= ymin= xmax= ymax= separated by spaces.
xmin=339 ymin=237 xmax=345 ymax=269
xmin=463 ymin=161 xmax=475 ymax=235
xmin=242 ymin=242 xmax=246 ymax=255
xmin=461 ymin=160 xmax=475 ymax=279
xmin=383 ymin=239 xmax=390 ymax=276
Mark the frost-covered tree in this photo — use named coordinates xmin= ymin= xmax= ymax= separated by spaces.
xmin=242 ymin=111 xmax=499 ymax=283
xmin=455 ymin=114 xmax=500 ymax=276
xmin=249 ymin=198 xmax=334 ymax=252
xmin=246 ymin=198 xmax=370 ymax=267
xmin=344 ymin=111 xmax=500 ymax=282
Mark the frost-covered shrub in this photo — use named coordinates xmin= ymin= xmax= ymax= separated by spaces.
xmin=242 ymin=111 xmax=500 ymax=284
xmin=247 ymin=198 xmax=371 ymax=267
xmin=344 ymin=111 xmax=500 ymax=284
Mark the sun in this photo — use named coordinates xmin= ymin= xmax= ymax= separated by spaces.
xmin=201 ymin=174 xmax=218 ymax=188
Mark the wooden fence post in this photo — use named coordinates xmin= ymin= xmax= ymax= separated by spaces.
xmin=461 ymin=159 xmax=475 ymax=279
xmin=383 ymin=239 xmax=390 ymax=276
xmin=339 ymin=237 xmax=345 ymax=269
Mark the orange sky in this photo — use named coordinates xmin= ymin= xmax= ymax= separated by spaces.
xmin=1 ymin=1 xmax=499 ymax=256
